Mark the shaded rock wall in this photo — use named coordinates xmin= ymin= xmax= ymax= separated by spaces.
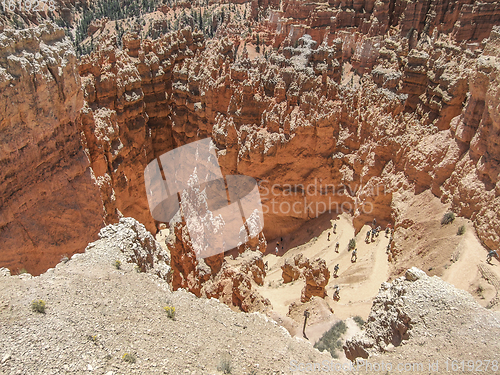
xmin=78 ymin=29 xmax=205 ymax=234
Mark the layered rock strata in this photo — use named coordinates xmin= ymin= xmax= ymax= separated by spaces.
xmin=0 ymin=23 xmax=103 ymax=275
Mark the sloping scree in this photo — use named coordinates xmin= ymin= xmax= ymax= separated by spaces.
xmin=0 ymin=218 xmax=330 ymax=375
xmin=344 ymin=267 xmax=500 ymax=374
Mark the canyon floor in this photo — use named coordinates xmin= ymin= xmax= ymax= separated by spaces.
xmin=210 ymin=193 xmax=500 ymax=353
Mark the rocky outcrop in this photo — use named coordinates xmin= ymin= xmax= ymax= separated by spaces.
xmin=239 ymin=250 xmax=267 ymax=286
xmin=344 ymin=267 xmax=500 ymax=361
xmin=281 ymin=254 xmax=330 ymax=302
xmin=301 ymin=257 xmax=330 ymax=302
xmin=97 ymin=217 xmax=171 ymax=280
xmin=167 ymin=220 xmax=207 ymax=297
xmin=166 ymin=219 xmax=270 ymax=312
xmin=0 ymin=23 xmax=103 ymax=275
xmin=78 ymin=29 xmax=205 ymax=234
xmin=443 ymin=27 xmax=500 ymax=249
xmin=281 ymin=253 xmax=309 ymax=283
xmin=202 ymin=263 xmax=271 ymax=313
xmin=281 ymin=258 xmax=301 ymax=283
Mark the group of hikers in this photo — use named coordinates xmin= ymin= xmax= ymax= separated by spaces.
xmin=327 ymin=223 xmax=337 ymax=241
xmin=365 ymin=221 xmax=394 ymax=249
xmin=329 ymin=218 xmax=393 ymax=301
xmin=272 ymin=217 xmax=498 ymax=306
xmin=274 ymin=237 xmax=285 ymax=256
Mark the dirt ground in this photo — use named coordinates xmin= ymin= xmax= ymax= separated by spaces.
xmin=255 ymin=191 xmax=500 ymax=345
xmin=156 ymin=190 xmax=500 ymax=352
xmin=257 ymin=212 xmax=390 ymax=343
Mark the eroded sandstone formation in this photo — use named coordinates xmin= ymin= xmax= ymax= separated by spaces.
xmin=0 ymin=23 xmax=103 ymax=275
xmin=166 ymin=219 xmax=270 ymax=312
xmin=2 ymin=0 xmax=500 ymax=293
xmin=281 ymin=253 xmax=309 ymax=283
xmin=301 ymin=257 xmax=330 ymax=302
xmin=78 ymin=28 xmax=205 ymax=234
xmin=267 ymin=0 xmax=500 ymax=50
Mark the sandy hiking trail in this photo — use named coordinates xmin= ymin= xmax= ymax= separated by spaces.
xmin=258 ymin=213 xmax=391 ymax=338
xmin=441 ymin=224 xmax=500 ymax=310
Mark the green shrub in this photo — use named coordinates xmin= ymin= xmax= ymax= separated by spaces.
xmin=114 ymin=260 xmax=121 ymax=270
xmin=313 ymin=320 xmax=347 ymax=358
xmin=60 ymin=254 xmax=69 ymax=263
xmin=353 ymin=316 xmax=365 ymax=328
xmin=122 ymin=353 xmax=136 ymax=363
xmin=18 ymin=268 xmax=28 ymax=275
xmin=31 ymin=299 xmax=46 ymax=313
xmin=457 ymin=225 xmax=466 ymax=235
xmin=217 ymin=353 xmax=232 ymax=374
xmin=441 ymin=212 xmax=455 ymax=225
xmin=164 ymin=306 xmax=176 ymax=320
xmin=87 ymin=334 xmax=98 ymax=344
xmin=348 ymin=239 xmax=356 ymax=250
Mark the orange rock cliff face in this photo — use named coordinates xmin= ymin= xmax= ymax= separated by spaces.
xmin=1 ymin=0 xmax=500 ymax=286
xmin=0 ymin=24 xmax=103 ymax=275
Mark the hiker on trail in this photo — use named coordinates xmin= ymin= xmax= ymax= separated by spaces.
xmin=333 ymin=223 xmax=337 ymax=234
xmin=386 ymin=244 xmax=391 ymax=254
xmin=487 ymin=250 xmax=499 ymax=264
xmin=333 ymin=285 xmax=340 ymax=300
xmin=375 ymin=226 xmax=381 ymax=237
xmin=333 ymin=263 xmax=339 ymax=277
xmin=351 ymin=248 xmax=357 ymax=262
xmin=365 ymin=230 xmax=371 ymax=243
xmin=275 ymin=242 xmax=279 ymax=256
xmin=328 ymin=232 xmax=331 ymax=241
xmin=385 ymin=227 xmax=390 ymax=237
xmin=264 ymin=261 xmax=269 ymax=270
xmin=335 ymin=242 xmax=340 ymax=253
xmin=373 ymin=218 xmax=377 ymax=227
xmin=371 ymin=228 xmax=376 ymax=242
xmin=281 ymin=237 xmax=284 ymax=251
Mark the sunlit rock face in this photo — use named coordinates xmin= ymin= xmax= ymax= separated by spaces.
xmin=3 ymin=0 xmax=500 ymax=280
xmin=0 ymin=23 xmax=103 ymax=275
